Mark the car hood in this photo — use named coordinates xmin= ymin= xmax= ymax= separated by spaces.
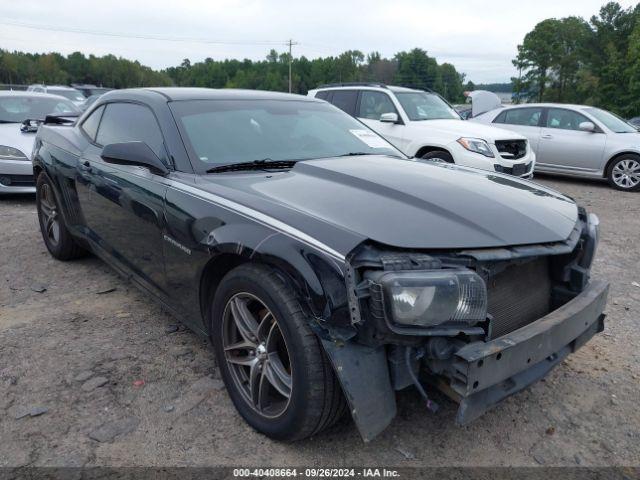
xmin=409 ymin=119 xmax=526 ymax=142
xmin=196 ymin=156 xmax=578 ymax=255
xmin=0 ymin=123 xmax=36 ymax=159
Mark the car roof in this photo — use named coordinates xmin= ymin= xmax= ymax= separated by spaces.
xmin=46 ymin=85 xmax=81 ymax=91
xmin=137 ymin=87 xmax=320 ymax=102
xmin=0 ymin=90 xmax=77 ymax=100
xmin=500 ymin=103 xmax=593 ymax=111
xmin=314 ymin=84 xmax=422 ymax=93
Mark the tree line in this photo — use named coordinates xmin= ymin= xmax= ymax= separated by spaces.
xmin=0 ymin=48 xmax=467 ymax=102
xmin=513 ymin=1 xmax=640 ymax=117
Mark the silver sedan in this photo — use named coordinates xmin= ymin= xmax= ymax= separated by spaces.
xmin=472 ymin=103 xmax=640 ymax=192
xmin=0 ymin=91 xmax=78 ymax=194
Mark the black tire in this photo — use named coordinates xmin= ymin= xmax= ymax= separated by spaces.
xmin=36 ymin=173 xmax=87 ymax=260
xmin=606 ymin=155 xmax=640 ymax=192
xmin=421 ymin=150 xmax=454 ymax=163
xmin=210 ymin=263 xmax=347 ymax=441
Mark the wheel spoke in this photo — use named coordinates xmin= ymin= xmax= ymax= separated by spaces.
xmin=256 ymin=311 xmax=273 ymax=343
xmin=226 ymin=352 xmax=257 ymax=367
xmin=264 ymin=355 xmax=292 ymax=398
xmin=230 ymin=296 xmax=259 ymax=343
xmin=224 ymin=338 xmax=257 ymax=352
xmin=248 ymin=360 xmax=266 ymax=409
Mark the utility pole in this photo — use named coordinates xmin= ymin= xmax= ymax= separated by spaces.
xmin=288 ymin=39 xmax=298 ymax=93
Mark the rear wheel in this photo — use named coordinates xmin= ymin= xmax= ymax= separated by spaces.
xmin=421 ymin=150 xmax=454 ymax=163
xmin=36 ymin=174 xmax=87 ymax=260
xmin=606 ymin=155 xmax=640 ymax=191
xmin=210 ymin=264 xmax=346 ymax=441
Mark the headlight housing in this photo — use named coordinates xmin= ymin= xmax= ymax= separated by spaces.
xmin=367 ymin=269 xmax=487 ymax=328
xmin=457 ymin=137 xmax=494 ymax=157
xmin=0 ymin=145 xmax=28 ymax=161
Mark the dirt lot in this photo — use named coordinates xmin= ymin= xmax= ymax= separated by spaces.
xmin=0 ymin=175 xmax=639 ymax=468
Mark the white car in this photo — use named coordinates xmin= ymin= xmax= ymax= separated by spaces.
xmin=307 ymin=83 xmax=536 ymax=178
xmin=471 ymin=103 xmax=640 ymax=191
xmin=0 ymin=91 xmax=78 ymax=194
xmin=27 ymin=85 xmax=86 ymax=108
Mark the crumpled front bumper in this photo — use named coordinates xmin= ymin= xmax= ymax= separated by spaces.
xmin=446 ymin=280 xmax=609 ymax=424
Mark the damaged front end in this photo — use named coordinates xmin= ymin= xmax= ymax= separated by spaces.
xmin=324 ymin=208 xmax=608 ymax=441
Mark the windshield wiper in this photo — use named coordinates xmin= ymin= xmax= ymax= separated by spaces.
xmin=333 ymin=152 xmax=403 ymax=159
xmin=206 ymin=158 xmax=299 ymax=174
xmin=0 ymin=120 xmax=19 ymax=124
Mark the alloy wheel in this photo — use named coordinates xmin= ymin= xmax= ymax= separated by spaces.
xmin=39 ymin=183 xmax=61 ymax=246
xmin=222 ymin=292 xmax=292 ymax=418
xmin=612 ymin=159 xmax=640 ymax=189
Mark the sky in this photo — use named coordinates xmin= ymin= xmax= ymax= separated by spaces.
xmin=0 ymin=0 xmax=638 ymax=83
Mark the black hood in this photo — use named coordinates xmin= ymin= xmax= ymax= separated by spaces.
xmin=195 ymin=156 xmax=578 ymax=256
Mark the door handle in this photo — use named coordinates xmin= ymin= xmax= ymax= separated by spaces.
xmin=541 ymin=134 xmax=553 ymax=139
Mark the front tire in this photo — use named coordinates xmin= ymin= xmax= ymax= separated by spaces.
xmin=36 ymin=173 xmax=87 ymax=260
xmin=421 ymin=150 xmax=454 ymax=163
xmin=606 ymin=155 xmax=640 ymax=191
xmin=210 ymin=264 xmax=346 ymax=441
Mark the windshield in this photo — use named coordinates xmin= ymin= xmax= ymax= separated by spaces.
xmin=585 ymin=107 xmax=637 ymax=133
xmin=170 ymin=99 xmax=403 ymax=170
xmin=49 ymin=89 xmax=86 ymax=103
xmin=0 ymin=95 xmax=79 ymax=123
xmin=395 ymin=92 xmax=460 ymax=121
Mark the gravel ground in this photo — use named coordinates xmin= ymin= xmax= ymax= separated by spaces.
xmin=0 ymin=175 xmax=638 ymax=468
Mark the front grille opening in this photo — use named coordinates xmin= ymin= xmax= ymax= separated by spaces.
xmin=0 ymin=174 xmax=35 ymax=187
xmin=495 ymin=139 xmax=527 ymax=160
xmin=486 ymin=257 xmax=551 ymax=339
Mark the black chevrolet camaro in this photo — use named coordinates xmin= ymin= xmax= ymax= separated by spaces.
xmin=32 ymin=88 xmax=608 ymax=441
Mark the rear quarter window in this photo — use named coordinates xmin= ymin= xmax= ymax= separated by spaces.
xmin=326 ymin=90 xmax=358 ymax=116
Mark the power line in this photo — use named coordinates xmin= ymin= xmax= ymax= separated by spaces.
xmin=288 ymin=39 xmax=298 ymax=93
xmin=0 ymin=19 xmax=287 ymax=47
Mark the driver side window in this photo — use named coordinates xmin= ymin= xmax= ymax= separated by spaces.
xmin=95 ymin=103 xmax=167 ymax=161
xmin=358 ymin=91 xmax=397 ymax=120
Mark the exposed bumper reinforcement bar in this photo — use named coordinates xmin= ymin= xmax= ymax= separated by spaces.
xmin=449 ymin=280 xmax=609 ymax=425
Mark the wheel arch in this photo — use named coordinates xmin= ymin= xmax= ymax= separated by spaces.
xmin=197 ymin=238 xmax=350 ymax=340
xmin=414 ymin=145 xmax=452 ymax=159
xmin=603 ymin=151 xmax=640 ymax=178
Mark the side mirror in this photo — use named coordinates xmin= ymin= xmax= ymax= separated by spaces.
xmin=380 ymin=112 xmax=399 ymax=123
xmin=101 ymin=142 xmax=169 ymax=176
xmin=579 ymin=121 xmax=596 ymax=133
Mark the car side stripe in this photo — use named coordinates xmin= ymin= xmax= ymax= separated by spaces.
xmin=166 ymin=180 xmax=347 ymax=263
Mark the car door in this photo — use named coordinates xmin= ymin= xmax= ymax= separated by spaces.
xmin=537 ymin=107 xmax=607 ymax=173
xmin=492 ymin=107 xmax=544 ymax=153
xmin=78 ymin=102 xmax=169 ymax=297
xmin=356 ymin=90 xmax=406 ymax=150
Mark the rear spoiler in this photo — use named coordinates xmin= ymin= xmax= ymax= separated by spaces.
xmin=20 ymin=113 xmax=80 ymax=133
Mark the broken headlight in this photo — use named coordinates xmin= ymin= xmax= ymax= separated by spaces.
xmin=367 ymin=269 xmax=487 ymax=327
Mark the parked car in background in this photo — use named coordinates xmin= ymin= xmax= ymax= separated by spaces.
xmin=472 ymin=104 xmax=640 ymax=191
xmin=27 ymin=85 xmax=86 ymax=108
xmin=455 ymin=106 xmax=473 ymax=120
xmin=71 ymin=84 xmax=112 ymax=98
xmin=0 ymin=91 xmax=78 ymax=193
xmin=33 ymin=88 xmax=607 ymax=442
xmin=628 ymin=116 xmax=640 ymax=130
xmin=308 ymin=83 xmax=536 ymax=178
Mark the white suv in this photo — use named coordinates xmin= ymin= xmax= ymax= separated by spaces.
xmin=308 ymin=83 xmax=536 ymax=178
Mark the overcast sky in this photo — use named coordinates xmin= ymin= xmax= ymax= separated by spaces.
xmin=0 ymin=0 xmax=637 ymax=83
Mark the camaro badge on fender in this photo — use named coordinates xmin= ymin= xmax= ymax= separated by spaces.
xmin=163 ymin=234 xmax=191 ymax=255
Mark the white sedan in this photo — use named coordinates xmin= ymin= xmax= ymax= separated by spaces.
xmin=472 ymin=103 xmax=640 ymax=192
xmin=0 ymin=91 xmax=78 ymax=194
